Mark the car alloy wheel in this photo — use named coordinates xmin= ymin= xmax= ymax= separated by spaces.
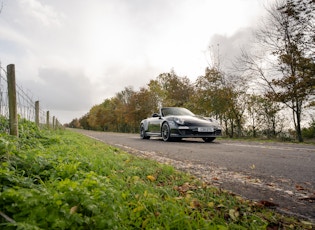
xmin=162 ymin=122 xmax=171 ymax=141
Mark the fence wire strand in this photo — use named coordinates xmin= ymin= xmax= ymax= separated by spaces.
xmin=0 ymin=64 xmax=57 ymax=133
xmin=0 ymin=70 xmax=9 ymax=119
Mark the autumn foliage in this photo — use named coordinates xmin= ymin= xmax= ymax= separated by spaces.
xmin=68 ymin=65 xmax=313 ymax=141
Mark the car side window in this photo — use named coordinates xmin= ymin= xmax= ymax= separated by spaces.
xmin=161 ymin=108 xmax=171 ymax=116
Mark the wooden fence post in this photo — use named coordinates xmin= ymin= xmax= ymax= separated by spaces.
xmin=56 ymin=119 xmax=59 ymax=129
xmin=53 ymin=116 xmax=55 ymax=129
xmin=46 ymin=111 xmax=50 ymax=129
xmin=7 ymin=64 xmax=18 ymax=137
xmin=35 ymin=101 xmax=39 ymax=127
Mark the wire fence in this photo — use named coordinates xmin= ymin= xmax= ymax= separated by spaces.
xmin=0 ymin=67 xmax=9 ymax=119
xmin=0 ymin=63 xmax=59 ymax=134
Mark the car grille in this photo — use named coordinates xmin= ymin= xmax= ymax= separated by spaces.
xmin=178 ymin=129 xmax=221 ymax=136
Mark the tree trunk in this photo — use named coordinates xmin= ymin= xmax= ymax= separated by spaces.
xmin=295 ymin=101 xmax=303 ymax=142
xmin=230 ymin=119 xmax=234 ymax=138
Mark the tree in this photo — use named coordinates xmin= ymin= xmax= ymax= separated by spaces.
xmin=155 ymin=70 xmax=193 ymax=107
xmin=125 ymin=87 xmax=158 ymax=132
xmin=68 ymin=118 xmax=81 ymax=128
xmin=113 ymin=87 xmax=135 ymax=132
xmin=245 ymin=94 xmax=283 ymax=138
xmin=87 ymin=104 xmax=107 ymax=131
xmin=194 ymin=67 xmax=227 ymax=117
xmin=101 ymin=98 xmax=119 ymax=131
xmin=302 ymin=117 xmax=315 ymax=139
xmin=79 ymin=113 xmax=90 ymax=130
xmin=194 ymin=67 xmax=248 ymax=137
xmin=249 ymin=0 xmax=315 ymax=142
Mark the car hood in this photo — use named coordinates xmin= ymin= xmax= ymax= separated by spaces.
xmin=169 ymin=115 xmax=219 ymax=126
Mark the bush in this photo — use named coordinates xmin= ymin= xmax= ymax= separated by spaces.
xmin=302 ymin=120 xmax=315 ymax=139
xmin=0 ymin=116 xmax=9 ymax=134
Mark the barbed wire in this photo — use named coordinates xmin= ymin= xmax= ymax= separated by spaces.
xmin=0 ymin=65 xmax=9 ymax=119
xmin=0 ymin=64 xmax=56 ymax=132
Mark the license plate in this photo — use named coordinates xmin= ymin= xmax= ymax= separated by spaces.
xmin=198 ymin=127 xmax=214 ymax=132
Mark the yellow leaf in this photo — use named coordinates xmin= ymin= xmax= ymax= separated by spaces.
xmin=185 ymin=193 xmax=192 ymax=201
xmin=70 ymin=206 xmax=78 ymax=214
xmin=147 ymin=175 xmax=156 ymax=182
xmin=133 ymin=206 xmax=144 ymax=213
xmin=190 ymin=199 xmax=201 ymax=209
xmin=229 ymin=209 xmax=240 ymax=221
xmin=207 ymin=202 xmax=214 ymax=208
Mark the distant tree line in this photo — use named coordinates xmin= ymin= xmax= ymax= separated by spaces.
xmin=67 ymin=0 xmax=315 ymax=142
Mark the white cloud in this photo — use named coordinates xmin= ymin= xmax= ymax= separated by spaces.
xmin=19 ymin=0 xmax=63 ymax=27
xmin=22 ymin=67 xmax=95 ymax=109
xmin=208 ymin=27 xmax=255 ymax=71
xmin=0 ymin=0 xmax=268 ymax=123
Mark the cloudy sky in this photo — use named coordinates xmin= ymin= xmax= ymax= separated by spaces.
xmin=0 ymin=0 xmax=269 ymax=123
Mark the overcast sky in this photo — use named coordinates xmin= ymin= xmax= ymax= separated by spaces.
xmin=0 ymin=0 xmax=269 ymax=123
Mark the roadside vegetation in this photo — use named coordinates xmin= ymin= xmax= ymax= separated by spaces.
xmin=1 ymin=121 xmax=314 ymax=229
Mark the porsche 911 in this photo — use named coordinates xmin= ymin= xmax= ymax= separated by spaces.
xmin=140 ymin=107 xmax=222 ymax=142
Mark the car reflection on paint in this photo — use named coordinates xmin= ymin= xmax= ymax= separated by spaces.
xmin=140 ymin=107 xmax=222 ymax=142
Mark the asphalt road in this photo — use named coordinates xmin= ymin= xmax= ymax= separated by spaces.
xmin=71 ymin=129 xmax=315 ymax=222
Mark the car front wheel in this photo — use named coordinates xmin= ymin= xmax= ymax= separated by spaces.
xmin=140 ymin=124 xmax=150 ymax=139
xmin=202 ymin=137 xmax=216 ymax=143
xmin=161 ymin=122 xmax=172 ymax=142
xmin=202 ymin=137 xmax=215 ymax=143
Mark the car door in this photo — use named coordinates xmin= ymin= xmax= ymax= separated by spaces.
xmin=148 ymin=113 xmax=162 ymax=133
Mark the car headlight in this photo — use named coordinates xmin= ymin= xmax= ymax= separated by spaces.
xmin=174 ymin=117 xmax=185 ymax=125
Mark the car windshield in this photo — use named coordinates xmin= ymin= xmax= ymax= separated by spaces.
xmin=161 ymin=107 xmax=195 ymax=117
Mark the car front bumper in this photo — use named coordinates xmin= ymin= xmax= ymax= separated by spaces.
xmin=170 ymin=126 xmax=222 ymax=138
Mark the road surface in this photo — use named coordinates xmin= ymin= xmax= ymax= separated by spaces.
xmin=71 ymin=129 xmax=315 ymax=222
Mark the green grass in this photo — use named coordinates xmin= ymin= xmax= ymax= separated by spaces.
xmin=0 ymin=125 xmax=314 ymax=229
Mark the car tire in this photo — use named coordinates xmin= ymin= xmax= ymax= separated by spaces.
xmin=202 ymin=137 xmax=216 ymax=143
xmin=140 ymin=124 xmax=150 ymax=139
xmin=161 ymin=122 xmax=172 ymax=142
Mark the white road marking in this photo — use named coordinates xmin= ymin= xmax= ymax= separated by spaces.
xmin=222 ymin=143 xmax=315 ymax=152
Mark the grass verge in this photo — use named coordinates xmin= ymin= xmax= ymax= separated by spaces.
xmin=0 ymin=126 xmax=314 ymax=229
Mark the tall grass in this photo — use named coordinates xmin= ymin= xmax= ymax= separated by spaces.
xmin=0 ymin=121 xmax=313 ymax=229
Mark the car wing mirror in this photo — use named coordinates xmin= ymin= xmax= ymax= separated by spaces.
xmin=152 ymin=113 xmax=160 ymax=118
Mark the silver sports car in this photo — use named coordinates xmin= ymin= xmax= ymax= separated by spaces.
xmin=140 ymin=107 xmax=222 ymax=142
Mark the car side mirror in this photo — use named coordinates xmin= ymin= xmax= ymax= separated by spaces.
xmin=152 ymin=113 xmax=160 ymax=117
